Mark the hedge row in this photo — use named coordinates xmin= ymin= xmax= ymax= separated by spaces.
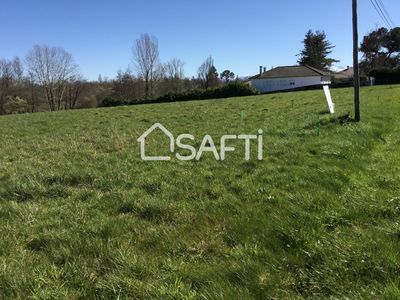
xmin=101 ymin=82 xmax=259 ymax=107
xmin=370 ymin=69 xmax=400 ymax=85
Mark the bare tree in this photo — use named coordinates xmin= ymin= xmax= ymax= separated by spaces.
xmin=162 ymin=58 xmax=185 ymax=93
xmin=26 ymin=45 xmax=78 ymax=111
xmin=65 ymin=75 xmax=85 ymax=109
xmin=197 ymin=56 xmax=219 ymax=89
xmin=0 ymin=58 xmax=14 ymax=81
xmin=11 ymin=56 xmax=24 ymax=82
xmin=132 ymin=34 xmax=159 ymax=99
xmin=113 ymin=69 xmax=144 ymax=100
xmin=0 ymin=59 xmax=14 ymax=114
xmin=0 ymin=56 xmax=27 ymax=114
xmin=165 ymin=58 xmax=185 ymax=79
xmin=26 ymin=72 xmax=38 ymax=113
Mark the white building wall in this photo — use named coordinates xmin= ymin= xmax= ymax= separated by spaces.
xmin=250 ymin=76 xmax=330 ymax=93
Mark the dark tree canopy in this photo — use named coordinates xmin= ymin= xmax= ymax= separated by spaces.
xmin=360 ymin=27 xmax=400 ymax=73
xmin=220 ymin=70 xmax=235 ymax=84
xmin=298 ymin=30 xmax=339 ymax=70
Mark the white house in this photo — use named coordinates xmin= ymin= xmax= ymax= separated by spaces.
xmin=248 ymin=65 xmax=332 ymax=93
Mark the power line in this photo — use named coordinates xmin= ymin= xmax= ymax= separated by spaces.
xmin=370 ymin=0 xmax=392 ymax=28
xmin=369 ymin=0 xmax=392 ymax=28
xmin=374 ymin=0 xmax=394 ymax=28
xmin=376 ymin=0 xmax=396 ymax=27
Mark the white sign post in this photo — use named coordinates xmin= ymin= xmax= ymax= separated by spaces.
xmin=323 ymin=85 xmax=335 ymax=114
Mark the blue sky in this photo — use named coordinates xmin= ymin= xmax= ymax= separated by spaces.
xmin=1 ymin=0 xmax=399 ymax=80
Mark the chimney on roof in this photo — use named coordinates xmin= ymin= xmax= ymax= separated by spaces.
xmin=259 ymin=66 xmax=263 ymax=75
xmin=263 ymin=67 xmax=266 ymax=73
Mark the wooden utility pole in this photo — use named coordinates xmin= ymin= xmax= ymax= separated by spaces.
xmin=352 ymin=0 xmax=361 ymax=122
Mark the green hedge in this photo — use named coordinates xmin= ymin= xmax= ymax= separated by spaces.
xmin=101 ymin=97 xmax=131 ymax=107
xmin=101 ymin=82 xmax=259 ymax=107
xmin=152 ymin=82 xmax=259 ymax=103
xmin=370 ymin=69 xmax=400 ymax=85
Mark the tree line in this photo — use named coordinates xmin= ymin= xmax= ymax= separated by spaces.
xmin=1 ymin=28 xmax=399 ymax=115
xmin=0 ymin=33 xmax=238 ymax=115
xmin=112 ymin=34 xmax=237 ymax=103
xmin=0 ymin=46 xmax=88 ymax=115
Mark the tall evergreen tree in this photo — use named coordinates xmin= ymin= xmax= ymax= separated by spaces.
xmin=298 ymin=30 xmax=339 ymax=70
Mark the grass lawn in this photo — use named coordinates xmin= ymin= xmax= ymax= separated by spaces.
xmin=0 ymin=85 xmax=400 ymax=299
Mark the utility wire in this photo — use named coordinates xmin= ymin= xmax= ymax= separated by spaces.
xmin=369 ymin=0 xmax=392 ymax=28
xmin=376 ymin=0 xmax=396 ymax=27
xmin=374 ymin=0 xmax=394 ymax=28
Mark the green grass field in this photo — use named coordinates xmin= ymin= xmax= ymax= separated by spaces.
xmin=0 ymin=85 xmax=400 ymax=299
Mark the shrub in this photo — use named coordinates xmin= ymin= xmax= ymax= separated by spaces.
xmin=100 ymin=82 xmax=258 ymax=107
xmin=4 ymin=96 xmax=28 ymax=114
xmin=101 ymin=97 xmax=131 ymax=107
xmin=331 ymin=75 xmax=370 ymax=88
xmin=370 ymin=68 xmax=400 ymax=85
xmin=152 ymin=82 xmax=259 ymax=104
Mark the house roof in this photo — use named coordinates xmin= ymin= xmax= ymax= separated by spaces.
xmin=250 ymin=65 xmax=331 ymax=79
xmin=335 ymin=67 xmax=354 ymax=78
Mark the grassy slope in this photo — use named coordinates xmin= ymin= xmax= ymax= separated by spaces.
xmin=0 ymin=85 xmax=399 ymax=299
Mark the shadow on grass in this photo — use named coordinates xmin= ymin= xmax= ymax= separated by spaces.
xmin=304 ymin=112 xmax=356 ymax=130
xmin=118 ymin=202 xmax=175 ymax=224
xmin=318 ymin=110 xmax=332 ymax=115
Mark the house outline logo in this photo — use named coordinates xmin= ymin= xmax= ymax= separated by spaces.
xmin=138 ymin=123 xmax=264 ymax=161
xmin=137 ymin=123 xmax=174 ymax=161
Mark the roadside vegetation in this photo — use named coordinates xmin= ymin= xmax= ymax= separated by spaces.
xmin=0 ymin=85 xmax=399 ymax=298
